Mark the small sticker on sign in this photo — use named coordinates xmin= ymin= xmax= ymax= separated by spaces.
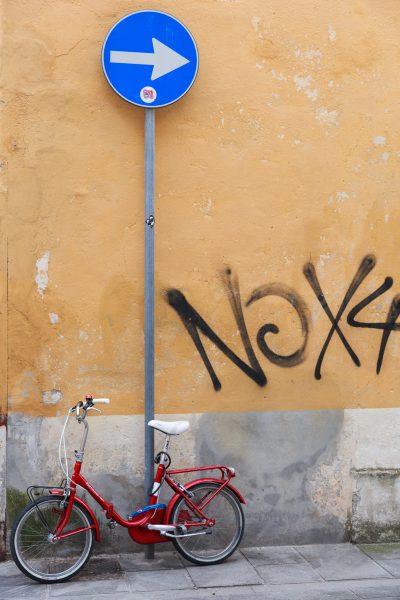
xmin=140 ymin=86 xmax=157 ymax=103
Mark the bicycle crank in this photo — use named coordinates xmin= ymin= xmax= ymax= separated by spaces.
xmin=147 ymin=523 xmax=212 ymax=538
xmin=164 ymin=530 xmax=212 ymax=539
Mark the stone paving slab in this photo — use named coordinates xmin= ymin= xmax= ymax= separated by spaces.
xmin=253 ymin=561 xmax=323 ymax=584
xmin=241 ymin=545 xmax=306 ymax=565
xmin=49 ymin=576 xmax=129 ymax=597
xmin=0 ymin=560 xmax=20 ymax=577
xmin=75 ymin=556 xmax=123 ymax=580
xmin=296 ymin=543 xmax=392 ymax=581
xmin=49 ymin=592 xmax=258 ymax=600
xmin=251 ymin=582 xmax=358 ymax=599
xmin=118 ymin=551 xmax=183 ymax=571
xmin=125 ymin=568 xmax=193 ymax=592
xmin=367 ymin=558 xmax=400 ymax=577
xmin=1 ymin=544 xmax=400 ymax=600
xmin=360 ymin=544 xmax=400 ymax=562
xmin=347 ymin=579 xmax=400 ymax=599
xmin=185 ymin=553 xmax=263 ymax=588
xmin=47 ymin=587 xmax=356 ymax=600
xmin=0 ymin=579 xmax=399 ymax=600
xmin=0 ymin=576 xmax=49 ymax=600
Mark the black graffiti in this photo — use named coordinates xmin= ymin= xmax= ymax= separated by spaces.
xmin=166 ymin=269 xmax=267 ymax=391
xmin=305 ymin=255 xmax=400 ymax=377
xmin=346 ymin=277 xmax=399 ymax=374
xmin=166 ymin=255 xmax=400 ymax=390
xmin=167 ymin=270 xmax=308 ymax=390
xmin=246 ymin=283 xmax=309 ymax=367
xmin=303 ymin=255 xmax=376 ymax=380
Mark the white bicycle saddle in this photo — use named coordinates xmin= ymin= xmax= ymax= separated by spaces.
xmin=148 ymin=419 xmax=190 ymax=435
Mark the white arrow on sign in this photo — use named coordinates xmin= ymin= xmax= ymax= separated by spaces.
xmin=110 ymin=38 xmax=190 ymax=81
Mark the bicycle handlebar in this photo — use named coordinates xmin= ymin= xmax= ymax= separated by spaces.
xmin=92 ymin=398 xmax=110 ymax=405
xmin=70 ymin=396 xmax=111 ymax=417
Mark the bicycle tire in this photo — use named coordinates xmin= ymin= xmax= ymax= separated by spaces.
xmin=10 ymin=495 xmax=95 ymax=583
xmin=169 ymin=481 xmax=244 ymax=565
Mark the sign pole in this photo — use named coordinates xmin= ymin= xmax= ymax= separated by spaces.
xmin=102 ymin=8 xmax=199 ymax=563
xmin=144 ymin=107 xmax=155 ymax=560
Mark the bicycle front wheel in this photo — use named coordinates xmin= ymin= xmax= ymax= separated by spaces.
xmin=11 ymin=495 xmax=95 ymax=583
xmin=170 ymin=482 xmax=244 ymax=565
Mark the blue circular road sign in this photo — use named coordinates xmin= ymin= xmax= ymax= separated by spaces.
xmin=102 ymin=11 xmax=199 ymax=108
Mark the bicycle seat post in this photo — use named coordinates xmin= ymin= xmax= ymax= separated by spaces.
xmin=162 ymin=434 xmax=170 ymax=455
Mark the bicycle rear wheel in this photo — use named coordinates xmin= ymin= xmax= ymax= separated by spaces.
xmin=11 ymin=495 xmax=95 ymax=583
xmin=169 ymin=482 xmax=244 ymax=565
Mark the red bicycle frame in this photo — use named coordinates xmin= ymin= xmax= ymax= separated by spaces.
xmin=50 ymin=452 xmax=244 ymax=546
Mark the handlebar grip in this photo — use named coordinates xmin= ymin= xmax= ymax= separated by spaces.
xmin=92 ymin=398 xmax=110 ymax=405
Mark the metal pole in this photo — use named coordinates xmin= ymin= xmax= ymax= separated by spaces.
xmin=144 ymin=108 xmax=155 ymax=560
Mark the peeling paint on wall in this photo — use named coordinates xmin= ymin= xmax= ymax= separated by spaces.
xmin=328 ymin=24 xmax=337 ymax=42
xmin=293 ymin=74 xmax=319 ymax=102
xmin=373 ymin=136 xmax=386 ymax=146
xmin=42 ymin=389 xmax=63 ymax=405
xmin=35 ymin=251 xmax=50 ymax=298
xmin=316 ymin=107 xmax=338 ymax=126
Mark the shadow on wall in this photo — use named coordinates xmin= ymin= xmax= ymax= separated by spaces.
xmin=197 ymin=410 xmax=348 ymax=545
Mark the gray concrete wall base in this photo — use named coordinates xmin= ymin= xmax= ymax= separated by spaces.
xmin=0 ymin=424 xmax=6 ymax=561
xmin=0 ymin=522 xmax=5 ymax=561
xmin=4 ymin=409 xmax=400 ymax=552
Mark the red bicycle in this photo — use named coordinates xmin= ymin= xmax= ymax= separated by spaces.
xmin=10 ymin=396 xmax=245 ymax=583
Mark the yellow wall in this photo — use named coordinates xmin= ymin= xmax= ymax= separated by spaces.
xmin=3 ymin=0 xmax=400 ymax=418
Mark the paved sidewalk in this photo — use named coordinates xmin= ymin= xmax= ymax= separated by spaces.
xmin=1 ymin=543 xmax=400 ymax=599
